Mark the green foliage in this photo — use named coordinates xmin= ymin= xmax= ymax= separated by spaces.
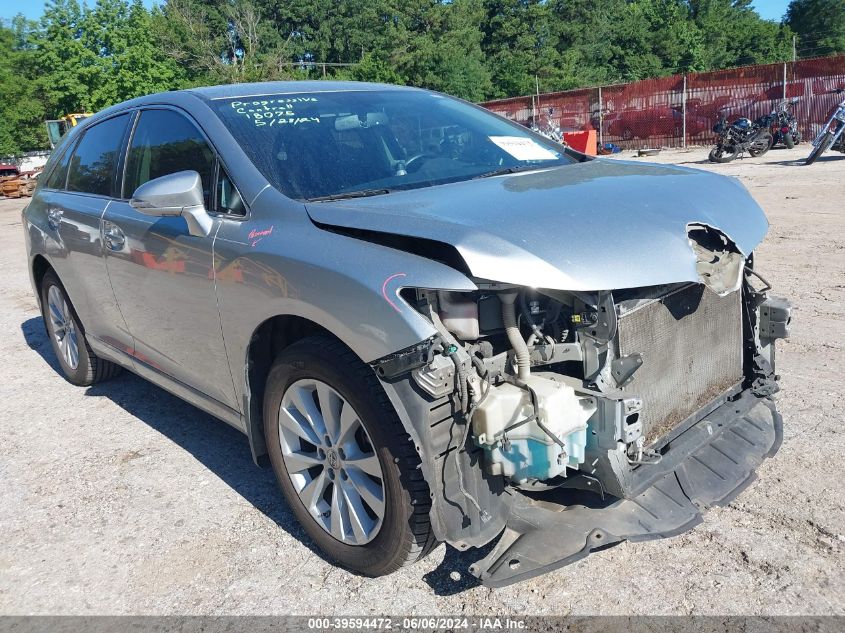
xmin=786 ymin=0 xmax=845 ymax=57
xmin=0 ymin=26 xmax=47 ymax=155
xmin=0 ymin=0 xmax=832 ymax=154
xmin=30 ymin=0 xmax=176 ymax=112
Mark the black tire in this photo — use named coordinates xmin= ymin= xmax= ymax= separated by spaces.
xmin=748 ymin=132 xmax=772 ymax=157
xmin=40 ymin=270 xmax=121 ymax=386
xmin=806 ymin=131 xmax=835 ymax=165
xmin=709 ymin=145 xmax=738 ymax=163
xmin=263 ymin=336 xmax=437 ymax=576
xmin=622 ymin=127 xmax=634 ymax=141
xmin=784 ymin=132 xmax=795 ymax=149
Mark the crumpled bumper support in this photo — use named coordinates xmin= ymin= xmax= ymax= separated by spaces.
xmin=469 ymin=395 xmax=782 ymax=587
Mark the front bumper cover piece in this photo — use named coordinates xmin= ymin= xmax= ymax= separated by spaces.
xmin=469 ymin=393 xmax=782 ymax=587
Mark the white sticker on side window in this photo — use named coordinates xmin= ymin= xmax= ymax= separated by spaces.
xmin=489 ymin=136 xmax=559 ymax=161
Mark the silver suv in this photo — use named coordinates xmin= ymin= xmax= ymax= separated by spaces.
xmin=23 ymin=81 xmax=791 ymax=586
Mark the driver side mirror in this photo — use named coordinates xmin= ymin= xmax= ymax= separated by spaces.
xmin=129 ymin=170 xmax=213 ymax=237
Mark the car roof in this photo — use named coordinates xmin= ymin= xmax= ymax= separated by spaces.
xmin=87 ymin=81 xmax=426 ymax=122
xmin=187 ymin=80 xmax=421 ymax=101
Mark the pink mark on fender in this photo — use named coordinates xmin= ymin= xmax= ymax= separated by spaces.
xmin=381 ymin=272 xmax=407 ymax=313
xmin=248 ymin=225 xmax=274 ymax=247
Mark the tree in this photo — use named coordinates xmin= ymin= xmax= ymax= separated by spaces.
xmin=0 ymin=0 xmax=829 ymax=156
xmin=392 ymin=0 xmax=492 ymax=100
xmin=480 ymin=0 xmax=571 ymax=98
xmin=86 ymin=0 xmax=182 ymax=108
xmin=0 ymin=24 xmax=48 ymax=154
xmin=689 ymin=0 xmax=793 ymax=69
xmin=157 ymin=0 xmax=298 ymax=84
xmin=786 ymin=0 xmax=845 ymax=57
xmin=550 ymin=0 xmax=635 ymax=86
xmin=31 ymin=0 xmax=100 ymax=115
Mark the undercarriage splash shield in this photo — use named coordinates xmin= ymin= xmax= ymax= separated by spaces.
xmin=469 ymin=395 xmax=781 ymax=587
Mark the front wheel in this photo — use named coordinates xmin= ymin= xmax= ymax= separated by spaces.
xmin=263 ymin=336 xmax=437 ymax=576
xmin=709 ymin=145 xmax=738 ymax=163
xmin=806 ymin=131 xmax=835 ymax=165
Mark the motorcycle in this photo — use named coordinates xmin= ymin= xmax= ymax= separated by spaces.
xmin=806 ymin=88 xmax=845 ymax=165
xmin=528 ymin=109 xmax=563 ymax=143
xmin=709 ymin=110 xmax=773 ymax=163
xmin=756 ymin=97 xmax=801 ymax=149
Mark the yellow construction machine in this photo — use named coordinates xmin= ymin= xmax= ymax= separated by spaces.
xmin=45 ymin=113 xmax=92 ymax=148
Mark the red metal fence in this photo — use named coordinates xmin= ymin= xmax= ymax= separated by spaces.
xmin=481 ymin=55 xmax=845 ymax=150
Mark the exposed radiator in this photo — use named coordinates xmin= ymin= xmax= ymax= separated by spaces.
xmin=616 ymin=284 xmax=743 ymax=445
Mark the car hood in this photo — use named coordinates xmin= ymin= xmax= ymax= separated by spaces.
xmin=305 ymin=159 xmax=769 ymax=291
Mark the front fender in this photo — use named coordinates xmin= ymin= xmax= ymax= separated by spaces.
xmin=213 ymin=213 xmax=477 ymax=408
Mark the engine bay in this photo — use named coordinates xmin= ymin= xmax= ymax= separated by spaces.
xmin=392 ymin=267 xmax=789 ymax=502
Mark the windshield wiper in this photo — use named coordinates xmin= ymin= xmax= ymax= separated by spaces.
xmin=471 ymin=165 xmax=544 ymax=180
xmin=307 ymin=188 xmax=392 ymax=202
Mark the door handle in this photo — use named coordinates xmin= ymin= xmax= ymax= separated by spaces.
xmin=103 ymin=221 xmax=126 ymax=251
xmin=46 ymin=206 xmax=63 ymax=230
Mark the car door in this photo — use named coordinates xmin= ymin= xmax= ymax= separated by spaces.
xmin=39 ymin=113 xmax=134 ymax=352
xmin=102 ymin=107 xmax=239 ymax=411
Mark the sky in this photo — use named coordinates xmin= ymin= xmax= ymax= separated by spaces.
xmin=0 ymin=0 xmax=160 ymax=22
xmin=0 ymin=0 xmax=793 ymax=24
xmin=752 ymin=0 xmax=793 ymax=21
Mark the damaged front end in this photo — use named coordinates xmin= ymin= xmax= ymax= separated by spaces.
xmin=374 ymin=245 xmax=791 ymax=587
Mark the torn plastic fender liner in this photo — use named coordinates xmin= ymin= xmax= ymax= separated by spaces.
xmin=469 ymin=391 xmax=782 ymax=587
xmin=378 ymin=370 xmax=514 ymax=549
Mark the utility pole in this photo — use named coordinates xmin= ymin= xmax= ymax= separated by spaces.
xmin=598 ymin=86 xmax=604 ymax=149
xmin=793 ymin=35 xmax=797 ymax=62
xmin=783 ymin=62 xmax=788 ymax=101
xmin=682 ymin=75 xmax=687 ymax=149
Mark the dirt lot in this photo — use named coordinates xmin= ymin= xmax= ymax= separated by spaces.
xmin=0 ymin=146 xmax=843 ymax=615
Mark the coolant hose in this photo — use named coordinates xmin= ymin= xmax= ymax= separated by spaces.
xmin=500 ymin=292 xmax=530 ymax=382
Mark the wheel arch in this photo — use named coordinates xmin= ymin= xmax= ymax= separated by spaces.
xmin=243 ymin=313 xmax=348 ymax=466
xmin=31 ymin=254 xmax=53 ymax=310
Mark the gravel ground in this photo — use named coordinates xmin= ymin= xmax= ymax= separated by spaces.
xmin=0 ymin=145 xmax=843 ymax=616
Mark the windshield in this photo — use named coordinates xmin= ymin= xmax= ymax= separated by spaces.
xmin=209 ymin=89 xmax=576 ymax=201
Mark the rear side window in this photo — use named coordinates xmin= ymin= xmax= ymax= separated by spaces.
xmin=44 ymin=141 xmax=76 ymax=190
xmin=124 ymin=109 xmax=215 ymax=207
xmin=66 ymin=114 xmax=130 ymax=196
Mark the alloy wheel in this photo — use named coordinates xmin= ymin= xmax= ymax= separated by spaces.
xmin=47 ymin=284 xmax=79 ymax=370
xmin=278 ymin=378 xmax=385 ymax=545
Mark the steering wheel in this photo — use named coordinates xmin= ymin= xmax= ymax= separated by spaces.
xmin=404 ymin=152 xmax=437 ymax=173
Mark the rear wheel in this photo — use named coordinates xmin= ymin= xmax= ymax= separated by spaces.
xmin=709 ymin=145 xmax=738 ymax=163
xmin=806 ymin=131 xmax=834 ymax=165
xmin=40 ymin=270 xmax=121 ymax=386
xmin=263 ymin=336 xmax=437 ymax=576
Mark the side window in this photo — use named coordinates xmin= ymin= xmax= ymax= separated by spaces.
xmin=215 ymin=165 xmax=245 ymax=216
xmin=66 ymin=114 xmax=130 ymax=196
xmin=124 ymin=109 xmax=215 ymax=207
xmin=45 ymin=142 xmax=75 ymax=190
